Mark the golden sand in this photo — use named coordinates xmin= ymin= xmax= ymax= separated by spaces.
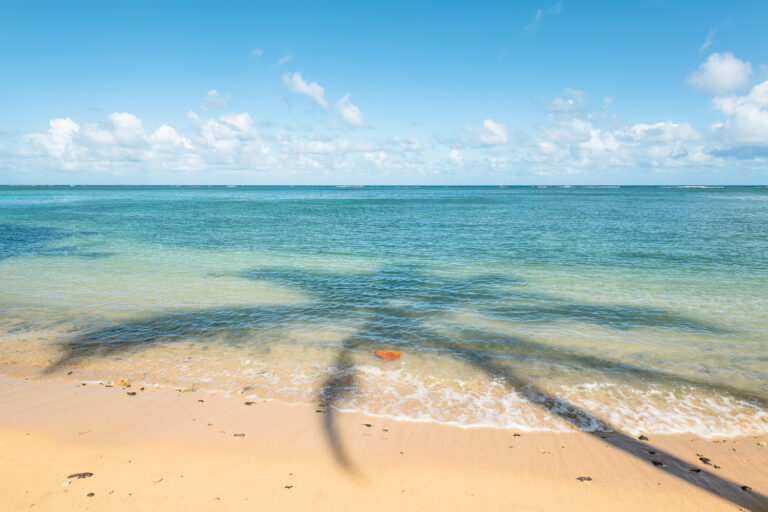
xmin=0 ymin=376 xmax=766 ymax=511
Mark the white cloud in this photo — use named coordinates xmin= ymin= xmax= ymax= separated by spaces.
xmin=24 ymin=118 xmax=80 ymax=158
xmin=525 ymin=10 xmax=543 ymax=32
xmin=104 ymin=112 xmax=145 ymax=145
xmin=687 ymin=52 xmax=753 ymax=94
xmin=151 ymin=125 xmax=191 ymax=148
xmin=549 ymin=88 xmax=586 ymax=119
xmin=251 ymin=48 xmax=264 ymax=57
xmin=616 ymin=121 xmax=700 ymax=143
xmin=711 ymin=80 xmax=768 ymax=145
xmin=364 ymin=151 xmax=387 ymax=168
xmin=200 ymin=89 xmax=231 ymax=111
xmin=13 ymin=75 xmax=768 ymax=182
xmin=700 ymin=29 xmax=716 ymax=52
xmin=479 ymin=119 xmax=508 ymax=145
xmin=282 ymin=72 xmax=328 ymax=108
xmin=528 ymin=87 xmax=708 ymax=172
xmin=439 ymin=119 xmax=509 ymax=147
xmin=387 ymin=136 xmax=422 ymax=151
xmin=336 ymin=94 xmax=365 ymax=127
xmin=278 ymin=55 xmax=292 ymax=65
xmin=524 ymin=2 xmax=562 ymax=32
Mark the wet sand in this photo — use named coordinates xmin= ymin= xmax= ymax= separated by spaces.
xmin=0 ymin=376 xmax=766 ymax=511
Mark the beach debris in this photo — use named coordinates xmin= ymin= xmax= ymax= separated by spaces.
xmin=576 ymin=476 xmax=592 ymax=482
xmin=758 ymin=441 xmax=766 ymax=447
xmin=87 ymin=493 xmax=94 ymax=497
xmin=363 ymin=423 xmax=372 ymax=427
xmin=689 ymin=468 xmax=702 ymax=473
xmin=152 ymin=477 xmax=163 ymax=483
xmin=284 ymin=485 xmax=293 ymax=489
xmin=513 ymin=433 xmax=521 ymax=437
xmin=114 ymin=378 xmax=131 ymax=387
xmin=244 ymin=401 xmax=255 ymax=406
xmin=651 ymin=459 xmax=664 ymax=466
xmin=198 ymin=399 xmax=205 ymax=403
xmin=126 ymin=391 xmax=136 ymax=396
xmin=67 ymin=472 xmax=93 ymax=479
xmin=740 ymin=485 xmax=752 ymax=492
xmin=638 ymin=435 xmax=649 ymax=441
xmin=698 ymin=456 xmax=712 ymax=465
xmin=182 ymin=386 xmax=197 ymax=393
xmin=374 ymin=350 xmax=401 ymax=361
xmin=60 ymin=480 xmax=71 ymax=487
xmin=233 ymin=433 xmax=245 ymax=437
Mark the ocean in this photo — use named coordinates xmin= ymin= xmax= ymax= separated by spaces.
xmin=1 ymin=185 xmax=766 ymax=436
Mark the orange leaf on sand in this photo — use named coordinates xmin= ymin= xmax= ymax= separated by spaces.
xmin=374 ymin=350 xmax=401 ymax=361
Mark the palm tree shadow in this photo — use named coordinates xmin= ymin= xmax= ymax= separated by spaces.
xmin=282 ymin=266 xmax=767 ymax=509
xmin=42 ymin=264 xmax=767 ymax=508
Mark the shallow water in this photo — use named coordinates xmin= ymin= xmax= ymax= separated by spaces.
xmin=1 ymin=186 xmax=767 ymax=436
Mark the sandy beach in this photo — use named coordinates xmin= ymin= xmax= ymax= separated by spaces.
xmin=1 ymin=376 xmax=766 ymax=511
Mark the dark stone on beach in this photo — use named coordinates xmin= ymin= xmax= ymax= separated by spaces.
xmin=513 ymin=433 xmax=521 ymax=437
xmin=67 ymin=472 xmax=93 ymax=479
xmin=699 ymin=457 xmax=712 ymax=465
xmin=648 ymin=451 xmax=656 ymax=454
xmin=105 ymin=385 xmax=113 ymax=387
xmin=284 ymin=485 xmax=293 ymax=489
xmin=315 ymin=410 xmax=323 ymax=413
xmin=651 ymin=460 xmax=664 ymax=466
xmin=67 ymin=371 xmax=72 ymax=375
xmin=576 ymin=476 xmax=592 ymax=482
xmin=638 ymin=435 xmax=649 ymax=441
xmin=689 ymin=468 xmax=702 ymax=473
xmin=127 ymin=391 xmax=136 ymax=396
xmin=363 ymin=423 xmax=372 ymax=427
xmin=245 ymin=401 xmax=255 ymax=406
xmin=713 ymin=465 xmax=720 ymax=469
xmin=740 ymin=486 xmax=752 ymax=491
xmin=87 ymin=493 xmax=94 ymax=497
xmin=197 ymin=399 xmax=204 ymax=402
xmin=233 ymin=433 xmax=245 ymax=437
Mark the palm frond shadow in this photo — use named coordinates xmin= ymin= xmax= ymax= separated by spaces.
xmin=44 ymin=265 xmax=767 ymax=509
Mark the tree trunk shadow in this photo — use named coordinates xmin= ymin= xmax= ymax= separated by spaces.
xmin=318 ymin=343 xmax=768 ymax=510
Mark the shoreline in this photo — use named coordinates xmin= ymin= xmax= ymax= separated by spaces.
xmin=1 ymin=376 xmax=766 ymax=511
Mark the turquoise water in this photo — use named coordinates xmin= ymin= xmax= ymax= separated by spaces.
xmin=1 ymin=186 xmax=767 ymax=436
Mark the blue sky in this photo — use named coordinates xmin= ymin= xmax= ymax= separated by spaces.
xmin=1 ymin=0 xmax=767 ymax=184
